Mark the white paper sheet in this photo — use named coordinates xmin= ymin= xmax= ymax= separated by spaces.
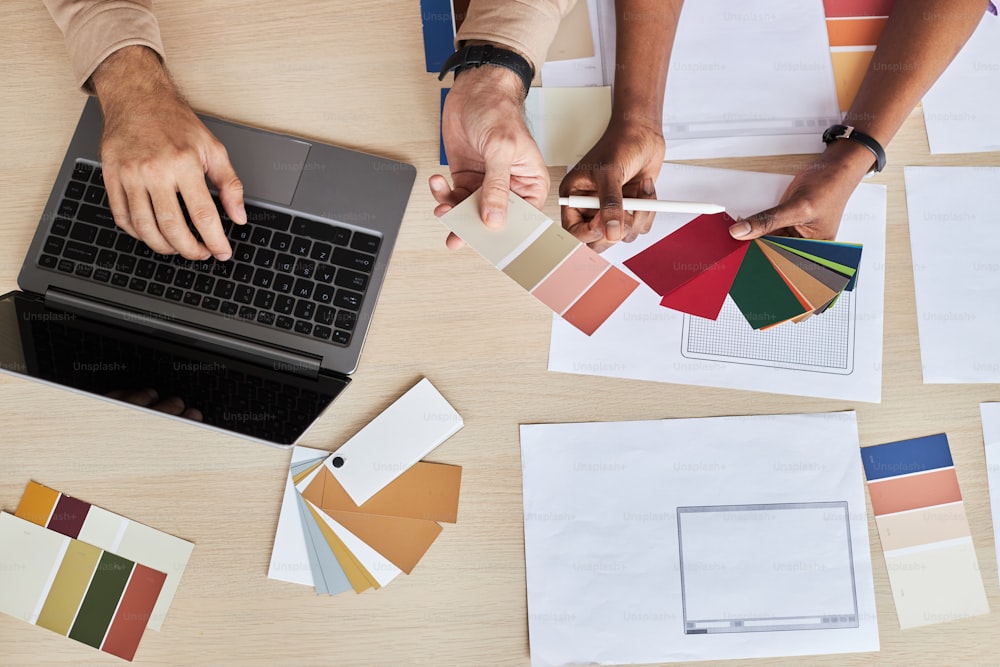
xmin=520 ymin=412 xmax=878 ymax=667
xmin=904 ymin=166 xmax=1000 ymax=383
xmin=922 ymin=13 xmax=1000 ymax=154
xmin=542 ymin=0 xmax=841 ymax=159
xmin=547 ymin=164 xmax=887 ymax=402
xmin=981 ymin=403 xmax=1000 ymax=584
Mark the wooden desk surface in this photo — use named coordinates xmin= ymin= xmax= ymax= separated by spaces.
xmin=2 ymin=1 xmax=999 ymax=665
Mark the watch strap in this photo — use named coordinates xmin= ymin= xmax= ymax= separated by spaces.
xmin=438 ymin=44 xmax=534 ymax=98
xmin=822 ymin=124 xmax=886 ymax=174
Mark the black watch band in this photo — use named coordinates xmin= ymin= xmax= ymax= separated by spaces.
xmin=438 ymin=44 xmax=534 ymax=98
xmin=822 ymin=124 xmax=886 ymax=175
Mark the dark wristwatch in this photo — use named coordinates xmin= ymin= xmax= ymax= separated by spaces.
xmin=822 ymin=124 xmax=886 ymax=175
xmin=438 ymin=44 xmax=534 ymax=98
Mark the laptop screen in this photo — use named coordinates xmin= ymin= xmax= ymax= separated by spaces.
xmin=0 ymin=292 xmax=346 ymax=446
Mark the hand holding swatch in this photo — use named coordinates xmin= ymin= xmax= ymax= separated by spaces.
xmin=439 ymin=189 xmax=638 ymax=335
xmin=624 ymin=212 xmax=863 ymax=329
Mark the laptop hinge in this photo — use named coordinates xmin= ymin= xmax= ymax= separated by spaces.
xmin=44 ymin=288 xmax=322 ymax=379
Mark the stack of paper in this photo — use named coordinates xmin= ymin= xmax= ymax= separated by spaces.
xmin=268 ymin=378 xmax=463 ymax=594
xmin=0 ymin=482 xmax=193 ymax=661
xmin=439 ymin=190 xmax=638 ymax=335
xmin=624 ymin=212 xmax=862 ymax=329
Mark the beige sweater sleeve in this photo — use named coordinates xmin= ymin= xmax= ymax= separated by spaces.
xmin=42 ymin=0 xmax=165 ymax=89
xmin=457 ymin=0 xmax=578 ymax=72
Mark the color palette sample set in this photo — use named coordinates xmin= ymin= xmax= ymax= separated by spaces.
xmin=824 ymin=0 xmax=895 ymax=110
xmin=0 ymin=482 xmax=193 ymax=660
xmin=862 ymin=434 xmax=990 ymax=629
xmin=439 ymin=191 xmax=639 ymax=335
xmin=624 ymin=212 xmax=862 ymax=329
xmin=269 ymin=378 xmax=463 ymax=595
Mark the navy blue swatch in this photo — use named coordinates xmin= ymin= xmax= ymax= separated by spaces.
xmin=861 ymin=433 xmax=953 ymax=481
xmin=421 ymin=0 xmax=455 ymax=73
xmin=440 ymin=88 xmax=449 ymax=166
xmin=764 ymin=236 xmax=863 ymax=291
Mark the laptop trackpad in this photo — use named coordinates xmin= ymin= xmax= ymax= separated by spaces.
xmin=202 ymin=118 xmax=311 ymax=206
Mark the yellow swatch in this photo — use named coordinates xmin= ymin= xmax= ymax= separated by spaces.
xmin=15 ymin=481 xmax=59 ymax=526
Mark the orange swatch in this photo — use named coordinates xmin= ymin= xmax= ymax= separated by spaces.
xmin=868 ymin=468 xmax=962 ymax=516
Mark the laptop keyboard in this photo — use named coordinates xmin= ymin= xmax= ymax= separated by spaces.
xmin=36 ymin=160 xmax=382 ymax=347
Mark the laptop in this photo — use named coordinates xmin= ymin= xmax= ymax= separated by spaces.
xmin=0 ymin=96 xmax=415 ymax=447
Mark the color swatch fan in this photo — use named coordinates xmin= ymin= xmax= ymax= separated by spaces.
xmin=624 ymin=212 xmax=862 ymax=329
xmin=268 ymin=378 xmax=463 ymax=595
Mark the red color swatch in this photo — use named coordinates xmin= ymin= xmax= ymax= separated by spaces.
xmin=659 ymin=243 xmax=749 ymax=320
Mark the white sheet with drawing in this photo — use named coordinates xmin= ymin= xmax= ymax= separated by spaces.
xmin=542 ymin=0 xmax=841 ymax=159
xmin=520 ymin=412 xmax=878 ymax=667
xmin=547 ymin=164 xmax=887 ymax=402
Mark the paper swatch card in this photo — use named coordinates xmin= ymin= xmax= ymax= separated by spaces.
xmin=862 ymin=434 xmax=989 ymax=628
xmin=440 ymin=190 xmax=638 ymax=335
xmin=269 ymin=379 xmax=463 ymax=596
xmin=623 ymin=213 xmax=862 ymax=330
xmin=980 ymin=403 xmax=1000 ymax=585
xmin=824 ymin=0 xmax=895 ymax=110
xmin=0 ymin=512 xmax=166 ymax=662
xmin=15 ymin=481 xmax=193 ymax=631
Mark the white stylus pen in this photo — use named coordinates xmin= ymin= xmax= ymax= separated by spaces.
xmin=558 ymin=196 xmax=725 ymax=215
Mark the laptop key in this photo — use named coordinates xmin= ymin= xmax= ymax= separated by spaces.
xmin=111 ymin=273 xmax=129 ymax=287
xmin=95 ymin=228 xmax=117 ymax=248
xmin=334 ymin=268 xmax=368 ymax=291
xmin=350 ymin=232 xmax=380 ymax=254
xmin=310 ymin=242 xmax=332 ymax=262
xmin=65 ymin=180 xmax=86 ymax=200
xmin=220 ymin=302 xmax=238 ymax=316
xmin=174 ymin=269 xmax=195 ymax=289
xmin=84 ymin=185 xmax=105 ymax=205
xmin=314 ymin=285 xmax=334 ymax=304
xmin=315 ymin=305 xmax=335 ymax=325
xmin=312 ymin=325 xmax=332 ymax=340
xmin=332 ymin=247 xmax=375 ymax=273
xmin=114 ymin=235 xmax=136 ymax=253
xmin=233 ymin=263 xmax=254 ymax=283
xmin=273 ymin=274 xmax=294 ymax=294
xmin=213 ymin=279 xmax=235 ymax=300
xmin=276 ymin=315 xmax=294 ymax=330
xmin=73 ymin=162 xmax=94 ymax=181
xmin=77 ymin=203 xmax=116 ymax=228
xmin=275 ymin=253 xmax=295 ymax=273
xmin=275 ymin=295 xmax=295 ymax=315
xmin=44 ymin=236 xmax=65 ymax=255
xmin=233 ymin=243 xmax=255 ymax=263
xmin=293 ymin=259 xmax=315 ymax=278
xmin=74 ymin=263 xmax=93 ymax=278
xmin=93 ymin=268 xmax=111 ymax=282
xmin=257 ymin=311 xmax=276 ymax=325
xmin=194 ymin=274 xmax=215 ymax=294
xmin=154 ymin=264 xmax=176 ymax=283
xmin=250 ymin=227 xmax=271 ymax=246
xmin=183 ymin=292 xmax=201 ymax=306
xmin=254 ymin=249 xmax=276 ymax=269
xmin=252 ymin=268 xmax=274 ymax=289
xmin=50 ymin=217 xmax=72 ymax=236
xmin=316 ymin=265 xmax=336 ymax=283
xmin=147 ymin=283 xmax=165 ymax=297
xmin=39 ymin=254 xmax=58 ymax=269
xmin=334 ymin=289 xmax=362 ymax=311
xmin=135 ymin=259 xmax=157 ymax=279
xmin=332 ymin=329 xmax=351 ymax=346
xmin=231 ymin=225 xmax=253 ymax=243
xmin=335 ymin=310 xmax=357 ymax=331
xmin=234 ymin=285 xmax=255 ymax=304
xmin=192 ymin=259 xmax=214 ymax=273
xmin=212 ymin=261 xmax=234 ymax=278
xmin=294 ymin=320 xmax=313 ymax=335
xmin=292 ymin=279 xmax=314 ymax=299
xmin=129 ymin=278 xmax=148 ymax=292
xmin=290 ymin=237 xmax=311 ymax=257
xmin=270 ymin=232 xmax=292 ymax=252
xmin=91 ymin=166 xmax=103 ymax=186
xmin=237 ymin=306 xmax=257 ymax=321
xmin=294 ymin=300 xmax=315 ymax=320
xmin=201 ymin=296 xmax=220 ymax=311
xmin=332 ymin=227 xmax=351 ymax=246
xmin=58 ymin=199 xmax=79 ymax=218
xmin=253 ymin=290 xmax=275 ymax=310
xmin=63 ymin=241 xmax=97 ymax=263
xmin=166 ymin=287 xmax=184 ymax=301
xmin=69 ymin=222 xmax=98 ymax=243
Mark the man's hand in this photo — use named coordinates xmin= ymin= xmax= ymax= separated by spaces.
xmin=430 ymin=63 xmax=549 ymax=248
xmin=729 ymin=139 xmax=875 ymax=241
xmin=91 ymin=46 xmax=246 ymax=260
xmin=560 ymin=119 xmax=664 ymax=253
